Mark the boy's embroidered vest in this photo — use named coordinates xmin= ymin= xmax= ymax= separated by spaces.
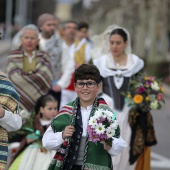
xmin=63 ymin=107 xmax=83 ymax=169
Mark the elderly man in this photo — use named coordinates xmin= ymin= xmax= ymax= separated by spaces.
xmin=0 ymin=71 xmax=22 ymax=170
xmin=37 ymin=13 xmax=74 ymax=108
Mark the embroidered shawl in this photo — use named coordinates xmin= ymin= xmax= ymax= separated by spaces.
xmin=6 ymin=50 xmax=53 ymax=112
xmin=0 ymin=72 xmax=20 ymax=170
xmin=128 ymin=108 xmax=157 ymax=164
xmin=48 ymin=97 xmax=120 ymax=170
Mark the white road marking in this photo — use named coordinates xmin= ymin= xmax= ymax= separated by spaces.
xmin=151 ymin=152 xmax=170 ymax=169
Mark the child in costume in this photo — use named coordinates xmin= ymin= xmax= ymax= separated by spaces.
xmin=43 ymin=64 xmax=127 ymax=170
xmin=9 ymin=94 xmax=58 ymax=170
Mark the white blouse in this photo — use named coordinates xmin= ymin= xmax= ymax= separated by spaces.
xmin=0 ymin=110 xmax=22 ymax=132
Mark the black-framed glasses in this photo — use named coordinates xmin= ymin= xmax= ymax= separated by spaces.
xmin=75 ymin=81 xmax=98 ymax=89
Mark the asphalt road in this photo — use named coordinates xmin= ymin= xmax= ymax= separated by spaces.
xmin=151 ymin=95 xmax=170 ymax=170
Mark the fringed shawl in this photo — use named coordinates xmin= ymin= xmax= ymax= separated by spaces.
xmin=6 ymin=50 xmax=53 ymax=112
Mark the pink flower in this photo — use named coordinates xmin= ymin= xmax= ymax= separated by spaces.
xmin=87 ymin=125 xmax=91 ymax=131
xmin=90 ymin=135 xmax=100 ymax=142
xmin=100 ymin=133 xmax=109 ymax=140
xmin=145 ymin=81 xmax=152 ymax=87
xmin=157 ymin=93 xmax=163 ymax=102
xmin=100 ymin=117 xmax=105 ymax=122
xmin=137 ymin=86 xmax=145 ymax=93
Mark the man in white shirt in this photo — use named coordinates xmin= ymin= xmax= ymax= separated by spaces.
xmin=59 ymin=21 xmax=78 ymax=108
xmin=75 ymin=21 xmax=92 ymax=64
xmin=37 ymin=13 xmax=74 ymax=108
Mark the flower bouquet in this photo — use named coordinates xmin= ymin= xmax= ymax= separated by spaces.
xmin=123 ymin=73 xmax=165 ymax=112
xmin=87 ymin=108 xmax=120 ymax=147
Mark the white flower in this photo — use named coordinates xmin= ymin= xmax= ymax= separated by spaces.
xmin=95 ymin=123 xmax=105 ymax=135
xmin=150 ymin=100 xmax=159 ymax=109
xmin=101 ymin=112 xmax=107 ymax=118
xmin=95 ymin=109 xmax=103 ymax=119
xmin=104 ymin=110 xmax=113 ymax=119
xmin=151 ymin=82 xmax=160 ymax=91
xmin=110 ymin=120 xmax=119 ymax=129
xmin=89 ymin=117 xmax=97 ymax=128
xmin=20 ymin=110 xmax=31 ymax=120
xmin=106 ymin=127 xmax=115 ymax=138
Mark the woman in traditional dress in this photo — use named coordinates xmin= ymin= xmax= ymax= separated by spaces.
xmin=6 ymin=24 xmax=53 ymax=113
xmin=93 ymin=25 xmax=157 ymax=170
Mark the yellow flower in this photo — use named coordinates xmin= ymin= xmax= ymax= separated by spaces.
xmin=145 ymin=96 xmax=150 ymax=101
xmin=127 ymin=94 xmax=131 ymax=98
xmin=144 ymin=76 xmax=149 ymax=80
xmin=159 ymin=85 xmax=164 ymax=93
xmin=133 ymin=94 xmax=143 ymax=104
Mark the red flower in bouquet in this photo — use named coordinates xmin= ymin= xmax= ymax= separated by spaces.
xmin=137 ymin=86 xmax=146 ymax=93
xmin=157 ymin=93 xmax=163 ymax=102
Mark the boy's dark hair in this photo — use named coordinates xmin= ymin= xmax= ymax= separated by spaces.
xmin=74 ymin=64 xmax=101 ymax=83
xmin=77 ymin=22 xmax=89 ymax=31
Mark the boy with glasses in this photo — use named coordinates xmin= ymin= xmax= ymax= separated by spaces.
xmin=42 ymin=64 xmax=127 ymax=170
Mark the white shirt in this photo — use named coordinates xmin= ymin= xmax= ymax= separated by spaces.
xmin=42 ymin=106 xmax=127 ymax=156
xmin=57 ymin=42 xmax=74 ymax=88
xmin=0 ymin=110 xmax=22 ymax=132
xmin=62 ymin=41 xmax=75 ymax=60
xmin=23 ymin=50 xmax=36 ymax=63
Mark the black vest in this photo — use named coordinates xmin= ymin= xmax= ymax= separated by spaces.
xmin=64 ymin=106 xmax=83 ymax=170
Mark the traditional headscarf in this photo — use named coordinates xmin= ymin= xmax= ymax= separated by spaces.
xmin=91 ymin=24 xmax=132 ymax=59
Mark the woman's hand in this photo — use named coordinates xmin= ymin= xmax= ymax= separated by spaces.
xmin=62 ymin=125 xmax=75 ymax=140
